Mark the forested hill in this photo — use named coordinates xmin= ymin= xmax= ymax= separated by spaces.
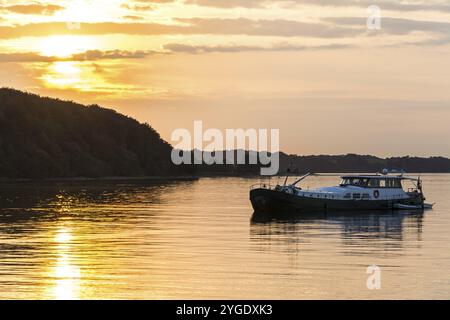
xmin=1 ymin=88 xmax=449 ymax=179
xmin=193 ymin=151 xmax=450 ymax=175
xmin=276 ymin=153 xmax=450 ymax=174
xmin=0 ymin=88 xmax=190 ymax=179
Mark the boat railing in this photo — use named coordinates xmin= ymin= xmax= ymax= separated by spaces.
xmin=250 ymin=183 xmax=275 ymax=191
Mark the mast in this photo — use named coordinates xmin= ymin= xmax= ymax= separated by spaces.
xmin=291 ymin=173 xmax=313 ymax=186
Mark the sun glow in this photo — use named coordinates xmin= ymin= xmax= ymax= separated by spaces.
xmin=42 ymin=61 xmax=82 ymax=86
xmin=39 ymin=35 xmax=95 ymax=58
xmin=53 ymin=0 xmax=125 ymax=23
xmin=39 ymin=60 xmax=134 ymax=95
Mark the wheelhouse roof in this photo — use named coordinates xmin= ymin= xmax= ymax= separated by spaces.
xmin=341 ymin=175 xmax=404 ymax=180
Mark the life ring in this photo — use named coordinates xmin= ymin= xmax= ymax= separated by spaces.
xmin=373 ymin=190 xmax=380 ymax=199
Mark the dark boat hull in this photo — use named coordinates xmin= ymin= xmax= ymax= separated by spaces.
xmin=250 ymin=188 xmax=423 ymax=213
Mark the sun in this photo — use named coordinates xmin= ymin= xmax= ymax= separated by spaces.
xmin=40 ymin=61 xmax=126 ymax=94
xmin=39 ymin=35 xmax=95 ymax=58
xmin=42 ymin=61 xmax=82 ymax=87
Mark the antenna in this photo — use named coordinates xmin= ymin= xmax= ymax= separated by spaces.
xmin=284 ymin=158 xmax=295 ymax=186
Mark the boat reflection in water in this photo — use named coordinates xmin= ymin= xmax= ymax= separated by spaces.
xmin=250 ymin=209 xmax=424 ymax=250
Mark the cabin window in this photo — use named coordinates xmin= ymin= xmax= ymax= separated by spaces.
xmin=368 ymin=179 xmax=380 ymax=188
xmin=374 ymin=179 xmax=403 ymax=188
xmin=353 ymin=193 xmax=361 ymax=199
xmin=386 ymin=179 xmax=394 ymax=188
xmin=362 ymin=193 xmax=370 ymax=199
xmin=394 ymin=179 xmax=402 ymax=188
xmin=341 ymin=178 xmax=369 ymax=187
xmin=344 ymin=193 xmax=351 ymax=199
xmin=383 ymin=179 xmax=402 ymax=188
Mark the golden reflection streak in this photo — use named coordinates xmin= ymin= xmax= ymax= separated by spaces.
xmin=51 ymin=227 xmax=81 ymax=300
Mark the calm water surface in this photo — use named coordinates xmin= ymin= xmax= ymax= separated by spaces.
xmin=0 ymin=175 xmax=449 ymax=299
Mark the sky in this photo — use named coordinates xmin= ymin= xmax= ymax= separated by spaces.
xmin=0 ymin=0 xmax=449 ymax=157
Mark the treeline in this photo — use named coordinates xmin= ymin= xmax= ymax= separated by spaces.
xmin=185 ymin=151 xmax=450 ymax=175
xmin=0 ymin=88 xmax=193 ymax=179
xmin=1 ymin=88 xmax=449 ymax=179
xmin=277 ymin=153 xmax=450 ymax=174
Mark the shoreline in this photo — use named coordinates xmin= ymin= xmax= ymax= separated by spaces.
xmin=0 ymin=176 xmax=200 ymax=183
xmin=1 ymin=172 xmax=449 ymax=184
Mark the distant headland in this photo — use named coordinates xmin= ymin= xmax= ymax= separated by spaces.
xmin=1 ymin=88 xmax=449 ymax=180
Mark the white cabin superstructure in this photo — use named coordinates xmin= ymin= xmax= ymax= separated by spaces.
xmin=293 ymin=175 xmax=412 ymax=201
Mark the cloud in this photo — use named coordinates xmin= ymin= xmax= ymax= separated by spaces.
xmin=0 ymin=52 xmax=57 ymax=63
xmin=2 ymin=16 xmax=449 ymax=41
xmin=163 ymin=42 xmax=352 ymax=53
xmin=134 ymin=0 xmax=177 ymax=2
xmin=121 ymin=3 xmax=155 ymax=11
xmin=0 ymin=18 xmax=361 ymax=39
xmin=326 ymin=16 xmax=450 ymax=43
xmin=328 ymin=16 xmax=450 ymax=35
xmin=70 ymin=49 xmax=159 ymax=60
xmin=185 ymin=0 xmax=450 ymax=12
xmin=0 ymin=50 xmax=159 ymax=63
xmin=184 ymin=0 xmax=266 ymax=8
xmin=0 ymin=4 xmax=64 ymax=15
xmin=0 ymin=43 xmax=355 ymax=63
xmin=122 ymin=0 xmax=177 ymax=11
xmin=122 ymin=15 xmax=146 ymax=21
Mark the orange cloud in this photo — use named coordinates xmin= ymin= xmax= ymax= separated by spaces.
xmin=0 ymin=19 xmax=360 ymax=39
xmin=0 ymin=4 xmax=64 ymax=15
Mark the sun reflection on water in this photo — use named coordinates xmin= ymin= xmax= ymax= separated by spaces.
xmin=51 ymin=228 xmax=81 ymax=300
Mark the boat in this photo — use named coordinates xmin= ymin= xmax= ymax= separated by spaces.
xmin=250 ymin=170 xmax=434 ymax=213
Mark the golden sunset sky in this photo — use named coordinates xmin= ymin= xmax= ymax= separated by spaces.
xmin=1 ymin=0 xmax=449 ymax=156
